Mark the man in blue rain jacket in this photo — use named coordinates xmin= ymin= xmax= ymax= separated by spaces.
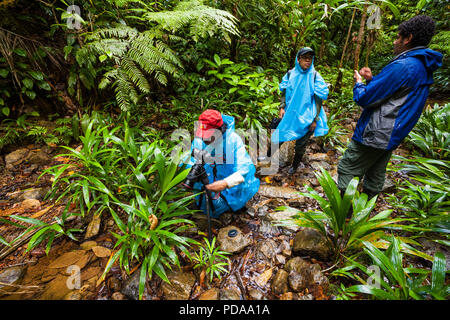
xmin=186 ymin=109 xmax=260 ymax=218
xmin=338 ymin=15 xmax=443 ymax=199
xmin=261 ymin=47 xmax=329 ymax=174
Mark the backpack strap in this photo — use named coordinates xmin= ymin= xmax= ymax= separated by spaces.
xmin=313 ymin=71 xmax=322 ymax=122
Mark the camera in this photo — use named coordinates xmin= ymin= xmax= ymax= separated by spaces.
xmin=182 ymin=148 xmax=213 ymax=190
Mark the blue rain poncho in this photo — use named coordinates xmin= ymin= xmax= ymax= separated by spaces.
xmin=271 ymin=51 xmax=329 ymax=144
xmin=185 ymin=114 xmax=260 ymax=212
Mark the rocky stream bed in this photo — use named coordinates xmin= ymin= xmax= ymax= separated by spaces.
xmin=0 ymin=130 xmax=447 ymax=300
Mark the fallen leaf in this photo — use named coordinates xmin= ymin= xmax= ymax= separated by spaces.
xmin=255 ymin=268 xmax=273 ymax=287
xmin=92 ymin=246 xmax=111 ymax=258
xmin=30 ymin=205 xmax=53 ymax=218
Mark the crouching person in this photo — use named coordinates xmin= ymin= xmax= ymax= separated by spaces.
xmin=184 ymin=109 xmax=260 ymax=218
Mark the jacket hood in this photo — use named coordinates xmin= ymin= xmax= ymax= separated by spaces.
xmin=399 ymin=47 xmax=443 ymax=73
xmin=295 ymin=50 xmax=315 ymax=73
xmin=222 ymin=114 xmax=235 ymax=134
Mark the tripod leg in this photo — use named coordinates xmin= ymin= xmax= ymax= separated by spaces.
xmin=204 ymin=189 xmax=216 ymax=243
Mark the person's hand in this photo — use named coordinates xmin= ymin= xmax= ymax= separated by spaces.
xmin=309 ymin=120 xmax=317 ymax=132
xmin=354 ymin=70 xmax=363 ymax=84
xmin=359 ymin=67 xmax=373 ymax=81
xmin=205 ymin=180 xmax=228 ymax=192
xmin=279 ymin=108 xmax=285 ymax=118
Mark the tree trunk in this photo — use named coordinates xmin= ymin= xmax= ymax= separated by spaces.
xmin=333 ymin=7 xmax=356 ymax=93
xmin=353 ymin=4 xmax=368 ymax=75
xmin=365 ymin=29 xmax=377 ymax=67
xmin=319 ymin=30 xmax=325 ymax=61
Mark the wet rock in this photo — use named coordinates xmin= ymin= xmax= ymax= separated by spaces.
xmin=121 ymin=269 xmax=151 ymax=300
xmin=112 ymin=292 xmax=127 ymax=300
xmin=256 ymin=239 xmax=278 ymax=260
xmin=382 ymin=178 xmax=395 ymax=192
xmin=161 ymin=270 xmax=196 ymax=300
xmin=64 ymin=291 xmax=82 ymax=300
xmin=219 ymin=287 xmax=241 ymax=300
xmin=217 ymin=226 xmax=252 ymax=254
xmin=199 ymin=288 xmax=219 ymax=300
xmin=248 ymin=288 xmax=264 ymax=300
xmin=48 ymin=250 xmax=92 ymax=269
xmin=265 ymin=208 xmax=301 ymax=233
xmin=27 ymin=150 xmax=51 ymax=166
xmin=310 ymin=161 xmax=331 ymax=171
xmin=307 ymin=153 xmax=329 ymax=162
xmin=0 ymin=266 xmax=27 ymax=294
xmin=284 ymin=257 xmax=310 ymax=273
xmin=298 ymin=293 xmax=314 ymax=300
xmin=288 ymin=271 xmax=309 ymax=292
xmin=108 ymin=277 xmax=122 ymax=292
xmin=85 ymin=214 xmax=101 ymax=239
xmin=257 ymin=185 xmax=303 ymax=200
xmin=18 ymin=188 xmax=47 ymax=201
xmin=258 ymin=220 xmax=280 ymax=236
xmin=271 ymin=269 xmax=289 ymax=295
xmin=280 ymin=292 xmax=296 ymax=300
xmin=293 ymin=228 xmax=331 ymax=261
xmin=5 ymin=148 xmax=30 ymax=170
xmin=92 ymin=246 xmax=111 ymax=258
xmin=279 ymin=240 xmax=292 ymax=256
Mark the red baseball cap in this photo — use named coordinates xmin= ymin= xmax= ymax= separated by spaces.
xmin=195 ymin=109 xmax=224 ymax=140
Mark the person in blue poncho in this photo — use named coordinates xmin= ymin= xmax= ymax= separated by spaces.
xmin=185 ymin=109 xmax=260 ymax=218
xmin=337 ymin=15 xmax=443 ymax=201
xmin=259 ymin=47 xmax=329 ymax=174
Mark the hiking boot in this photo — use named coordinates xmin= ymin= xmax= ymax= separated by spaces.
xmin=287 ymin=166 xmax=297 ymax=175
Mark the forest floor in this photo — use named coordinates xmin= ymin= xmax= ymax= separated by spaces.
xmin=0 ymin=104 xmax=448 ymax=300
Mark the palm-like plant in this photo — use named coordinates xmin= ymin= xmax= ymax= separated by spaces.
xmin=407 ymin=103 xmax=450 ymax=160
xmin=192 ymin=237 xmax=230 ymax=283
xmin=334 ymin=237 xmax=449 ymax=300
xmin=287 ymin=168 xmax=410 ymax=262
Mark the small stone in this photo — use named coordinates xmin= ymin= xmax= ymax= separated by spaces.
xmin=280 ymin=292 xmax=296 ymax=300
xmin=271 ymin=269 xmax=289 ymax=295
xmin=248 ymin=288 xmax=264 ymax=300
xmin=288 ymin=271 xmax=310 ymax=292
xmin=284 ymin=257 xmax=310 ymax=273
xmin=108 ymin=277 xmax=122 ymax=292
xmin=18 ymin=188 xmax=47 ymax=201
xmin=0 ymin=266 xmax=26 ymax=294
xmin=112 ymin=292 xmax=127 ymax=300
xmin=27 ymin=150 xmax=51 ymax=166
xmin=198 ymin=288 xmax=219 ymax=300
xmin=5 ymin=148 xmax=29 ymax=170
xmin=256 ymin=239 xmax=278 ymax=260
xmin=161 ymin=270 xmax=196 ymax=300
xmin=308 ymin=153 xmax=329 ymax=162
xmin=219 ymin=287 xmax=241 ymax=300
xmin=293 ymin=227 xmax=332 ymax=261
xmin=217 ymin=226 xmax=252 ymax=254
xmin=121 ymin=269 xmax=151 ymax=300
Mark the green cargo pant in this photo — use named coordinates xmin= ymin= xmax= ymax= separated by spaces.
xmin=337 ymin=140 xmax=392 ymax=196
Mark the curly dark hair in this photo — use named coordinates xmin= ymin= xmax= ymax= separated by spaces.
xmin=398 ymin=15 xmax=436 ymax=47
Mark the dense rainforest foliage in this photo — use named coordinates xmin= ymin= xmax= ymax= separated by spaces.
xmin=0 ymin=0 xmax=448 ymax=301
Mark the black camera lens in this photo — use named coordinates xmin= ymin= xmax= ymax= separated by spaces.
xmin=228 ymin=229 xmax=238 ymax=238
